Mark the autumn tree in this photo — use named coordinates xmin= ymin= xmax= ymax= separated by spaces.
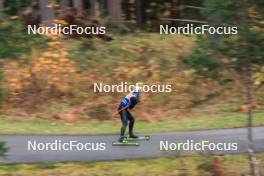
xmin=2 ymin=18 xmax=77 ymax=107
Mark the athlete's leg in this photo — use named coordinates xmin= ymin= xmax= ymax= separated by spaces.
xmin=119 ymin=110 xmax=128 ymax=142
xmin=127 ymin=111 xmax=138 ymax=138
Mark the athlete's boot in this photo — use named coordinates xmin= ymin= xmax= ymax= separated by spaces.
xmin=129 ymin=133 xmax=138 ymax=138
xmin=118 ymin=136 xmax=126 ymax=142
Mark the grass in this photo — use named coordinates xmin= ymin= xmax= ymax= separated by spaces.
xmin=0 ymin=110 xmax=264 ymax=135
xmin=0 ymin=153 xmax=263 ymax=176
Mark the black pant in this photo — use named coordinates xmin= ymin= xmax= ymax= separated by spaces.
xmin=119 ymin=109 xmax=135 ymax=137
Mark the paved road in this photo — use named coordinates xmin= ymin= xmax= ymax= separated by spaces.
xmin=0 ymin=127 xmax=264 ymax=163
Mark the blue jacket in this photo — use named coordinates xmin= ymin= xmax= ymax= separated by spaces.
xmin=119 ymin=92 xmax=140 ymax=110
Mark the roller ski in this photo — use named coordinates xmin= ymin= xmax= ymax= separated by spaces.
xmin=125 ymin=135 xmax=150 ymax=141
xmin=112 ymin=136 xmax=139 ymax=146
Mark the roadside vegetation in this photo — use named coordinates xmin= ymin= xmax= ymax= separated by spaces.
xmin=1 ymin=153 xmax=263 ymax=176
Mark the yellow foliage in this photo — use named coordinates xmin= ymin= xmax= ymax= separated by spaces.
xmin=248 ymin=6 xmax=261 ymax=19
xmin=53 ymin=19 xmax=68 ymax=26
xmin=163 ymin=11 xmax=171 ymax=17
xmin=2 ymin=62 xmax=29 ymax=92
xmin=47 ymin=1 xmax=60 ymax=9
xmin=10 ymin=16 xmax=18 ymax=20
xmin=3 ymin=32 xmax=77 ymax=96
xmin=253 ymin=67 xmax=264 ymax=86
xmin=44 ymin=33 xmax=63 ymax=40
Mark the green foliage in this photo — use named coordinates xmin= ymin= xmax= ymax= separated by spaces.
xmin=0 ymin=16 xmax=45 ymax=59
xmin=190 ymin=0 xmax=264 ymax=77
xmin=0 ymin=142 xmax=8 ymax=157
xmin=203 ymin=0 xmax=245 ymax=25
xmin=0 ymin=21 xmax=25 ymax=58
xmin=253 ymin=1 xmax=264 ymax=15
xmin=203 ymin=0 xmax=264 ymax=58
xmin=105 ymin=21 xmax=133 ymax=34
xmin=0 ymin=164 xmax=20 ymax=172
xmin=34 ymin=163 xmax=57 ymax=170
xmin=3 ymin=0 xmax=32 ymax=16
xmin=183 ymin=50 xmax=219 ymax=72
xmin=241 ymin=29 xmax=264 ymax=64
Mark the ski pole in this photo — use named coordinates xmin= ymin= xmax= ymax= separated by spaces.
xmin=112 ymin=105 xmax=129 ymax=117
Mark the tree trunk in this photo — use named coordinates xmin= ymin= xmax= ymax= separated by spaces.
xmin=99 ymin=0 xmax=107 ymax=16
xmin=123 ymin=0 xmax=131 ymax=21
xmin=136 ymin=0 xmax=144 ymax=29
xmin=244 ymin=63 xmax=259 ymax=176
xmin=207 ymin=14 xmax=221 ymax=43
xmin=60 ymin=0 xmax=70 ymax=8
xmin=39 ymin=0 xmax=55 ymax=26
xmin=89 ymin=0 xmax=100 ymax=19
xmin=241 ymin=0 xmax=259 ymax=175
xmin=171 ymin=0 xmax=182 ymax=26
xmin=107 ymin=0 xmax=122 ymax=23
xmin=73 ymin=0 xmax=83 ymax=12
xmin=0 ymin=0 xmax=4 ymax=11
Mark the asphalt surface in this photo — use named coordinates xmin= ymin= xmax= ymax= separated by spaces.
xmin=0 ymin=126 xmax=263 ymax=163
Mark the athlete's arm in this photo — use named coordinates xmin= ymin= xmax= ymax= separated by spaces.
xmin=117 ymin=105 xmax=129 ymax=113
